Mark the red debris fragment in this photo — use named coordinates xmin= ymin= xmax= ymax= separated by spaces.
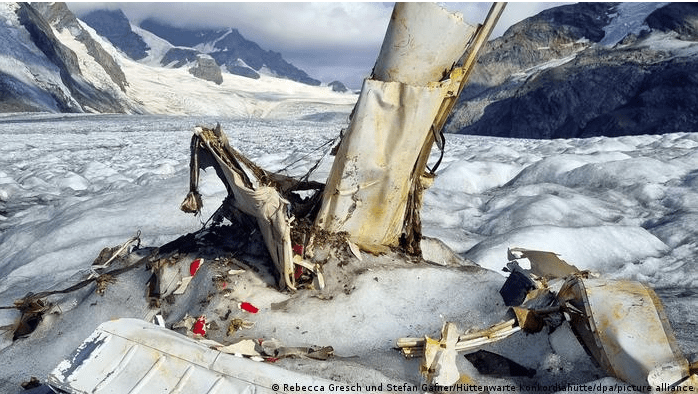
xmin=265 ymin=357 xmax=280 ymax=363
xmin=292 ymin=244 xmax=303 ymax=255
xmin=193 ymin=315 xmax=206 ymax=336
xmin=190 ymin=258 xmax=203 ymax=276
xmin=239 ymin=302 xmax=259 ymax=314
xmin=294 ymin=264 xmax=304 ymax=280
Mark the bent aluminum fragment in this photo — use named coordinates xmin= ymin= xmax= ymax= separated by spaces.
xmin=558 ymin=277 xmax=689 ymax=388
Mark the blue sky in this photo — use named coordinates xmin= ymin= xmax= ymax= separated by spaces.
xmin=67 ymin=2 xmax=568 ymax=89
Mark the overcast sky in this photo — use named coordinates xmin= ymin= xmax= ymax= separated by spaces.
xmin=67 ymin=2 xmax=569 ymax=89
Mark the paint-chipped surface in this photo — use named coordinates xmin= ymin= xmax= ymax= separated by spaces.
xmin=48 ymin=318 xmax=338 ymax=393
xmin=559 ymin=278 xmax=687 ymax=388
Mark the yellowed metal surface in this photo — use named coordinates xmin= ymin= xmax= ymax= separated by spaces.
xmin=314 ymin=2 xmax=483 ymax=252
xmin=508 ymin=247 xmax=580 ymax=279
xmin=372 ymin=3 xmax=476 ymax=85
xmin=421 ymin=322 xmax=460 ymax=386
xmin=397 ymin=319 xmax=520 ymax=358
xmin=559 ymin=277 xmax=688 ymax=388
xmin=195 ymin=127 xmax=295 ymax=290
xmin=314 ymin=79 xmax=456 ymax=250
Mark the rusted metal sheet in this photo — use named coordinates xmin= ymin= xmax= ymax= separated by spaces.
xmin=48 ymin=318 xmax=335 ymax=394
xmin=558 ymin=277 xmax=688 ymax=388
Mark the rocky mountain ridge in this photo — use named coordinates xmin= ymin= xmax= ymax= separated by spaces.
xmin=0 ymin=2 xmax=139 ymax=113
xmin=79 ymin=10 xmax=320 ymax=86
xmin=0 ymin=2 xmax=351 ymax=116
xmin=447 ymin=2 xmax=698 ymax=138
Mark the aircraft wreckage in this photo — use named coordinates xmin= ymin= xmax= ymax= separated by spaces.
xmin=6 ymin=2 xmax=698 ymax=393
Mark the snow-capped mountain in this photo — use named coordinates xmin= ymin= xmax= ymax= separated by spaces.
xmin=79 ymin=9 xmax=321 ymax=86
xmin=139 ymin=18 xmax=321 ymax=86
xmin=447 ymin=2 xmax=698 ymax=138
xmin=79 ymin=9 xmax=149 ymax=61
xmin=0 ymin=2 xmax=140 ymax=113
xmin=0 ymin=2 xmax=354 ymax=117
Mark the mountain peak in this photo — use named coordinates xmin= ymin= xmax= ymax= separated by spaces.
xmin=80 ymin=8 xmax=149 ymax=61
xmin=138 ymin=17 xmax=320 ymax=85
xmin=448 ymin=1 xmax=698 ymax=139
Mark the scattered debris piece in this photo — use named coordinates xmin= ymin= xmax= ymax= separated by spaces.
xmin=512 ymin=288 xmax=563 ymax=334
xmin=47 ymin=319 xmax=338 ymax=393
xmin=347 ymin=240 xmax=362 ymax=262
xmin=499 ymin=267 xmax=537 ymax=306
xmin=216 ymin=338 xmax=261 ymax=357
xmin=172 ymin=314 xmax=196 ymax=331
xmin=421 ymin=322 xmax=460 ymax=386
xmin=559 ymin=276 xmax=694 ymax=388
xmin=258 ymin=337 xmax=334 ymax=361
xmin=21 ymin=376 xmax=42 ymax=390
xmin=277 ymin=346 xmax=334 ymax=361
xmin=294 ymin=264 xmax=304 ymax=280
xmin=227 ymin=318 xmax=254 ymax=335
xmin=190 ymin=258 xmax=204 ymax=276
xmin=12 ymin=299 xmax=50 ymax=341
xmin=192 ymin=315 xmax=207 ymax=337
xmin=21 ymin=384 xmax=55 ymax=394
xmin=90 ymin=230 xmax=142 ymax=275
xmin=292 ymin=244 xmax=304 ymax=255
xmin=172 ymin=276 xmax=193 ymax=295
xmin=397 ymin=319 xmax=520 ymax=358
xmin=464 ymin=350 xmax=536 ymax=378
xmin=153 ymin=314 xmax=165 ymax=328
xmin=145 ymin=272 xmax=160 ymax=300
xmin=238 ymin=302 xmax=259 ymax=314
xmin=399 ymin=246 xmax=698 ymax=391
xmin=94 ymin=274 xmax=116 ymax=296
xmin=507 ymin=247 xmax=580 ymax=279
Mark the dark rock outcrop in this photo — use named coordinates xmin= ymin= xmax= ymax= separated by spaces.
xmin=80 ymin=9 xmax=150 ymax=61
xmin=468 ymin=3 xmax=616 ymax=90
xmin=646 ymin=3 xmax=698 ymax=41
xmin=161 ymin=47 xmax=199 ymax=68
xmin=227 ymin=65 xmax=260 ymax=79
xmin=328 ymin=81 xmax=348 ymax=93
xmin=456 ymin=53 xmax=698 ymax=139
xmin=188 ymin=55 xmax=223 ymax=85
xmin=32 ymin=3 xmax=129 ymax=92
xmin=140 ymin=18 xmax=320 ymax=85
xmin=449 ymin=2 xmax=698 ymax=139
xmin=0 ymin=3 xmax=138 ymax=114
xmin=16 ymin=3 xmax=119 ymax=113
xmin=0 ymin=72 xmax=52 ymax=112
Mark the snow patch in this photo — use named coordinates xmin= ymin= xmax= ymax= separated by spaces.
xmin=131 ymin=24 xmax=174 ymax=66
xmin=434 ymin=160 xmax=521 ymax=194
xmin=601 ymin=2 xmax=669 ymax=46
xmin=464 ymin=225 xmax=669 ymax=274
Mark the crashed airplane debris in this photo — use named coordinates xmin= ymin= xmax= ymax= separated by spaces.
xmin=47 ymin=319 xmax=338 ymax=394
xmin=6 ymin=2 xmax=697 ymax=393
xmin=398 ymin=248 xmax=698 ymax=390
